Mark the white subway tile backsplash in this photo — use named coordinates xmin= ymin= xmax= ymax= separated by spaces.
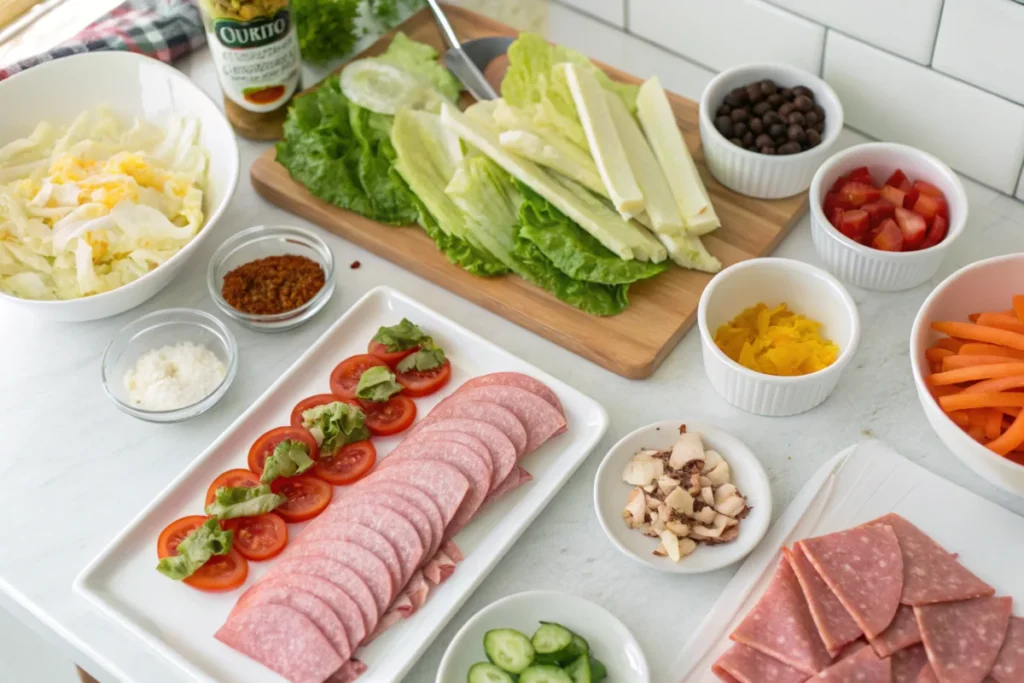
xmin=823 ymin=31 xmax=1024 ymax=194
xmin=554 ymin=0 xmax=623 ymax=27
xmin=627 ymin=0 xmax=825 ymax=75
xmin=764 ymin=0 xmax=941 ymax=64
xmin=933 ymin=0 xmax=1024 ymax=107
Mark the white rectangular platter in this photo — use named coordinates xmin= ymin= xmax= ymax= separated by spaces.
xmin=673 ymin=439 xmax=1024 ymax=683
xmin=74 ymin=285 xmax=609 ymax=683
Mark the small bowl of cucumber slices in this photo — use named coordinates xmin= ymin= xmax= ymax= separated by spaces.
xmin=437 ymin=590 xmax=650 ymax=683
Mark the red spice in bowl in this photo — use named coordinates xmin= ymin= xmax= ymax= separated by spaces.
xmin=221 ymin=255 xmax=325 ymax=315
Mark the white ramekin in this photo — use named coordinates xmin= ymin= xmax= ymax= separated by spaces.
xmin=809 ymin=142 xmax=968 ymax=292
xmin=699 ymin=63 xmax=844 ymax=199
xmin=698 ymin=258 xmax=861 ymax=417
xmin=910 ymin=254 xmax=1024 ymax=497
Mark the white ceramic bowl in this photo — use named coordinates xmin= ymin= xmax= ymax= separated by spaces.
xmin=0 ymin=52 xmax=239 ymax=321
xmin=810 ymin=142 xmax=968 ymax=291
xmin=436 ymin=591 xmax=650 ymax=683
xmin=698 ymin=258 xmax=860 ymax=416
xmin=910 ymin=254 xmax=1024 ymax=496
xmin=594 ymin=421 xmax=772 ymax=574
xmin=699 ymin=63 xmax=843 ymax=199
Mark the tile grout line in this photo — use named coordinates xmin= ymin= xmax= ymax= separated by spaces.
xmin=928 ymin=0 xmax=947 ymax=66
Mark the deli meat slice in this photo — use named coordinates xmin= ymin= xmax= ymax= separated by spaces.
xmin=328 ymin=660 xmax=367 ymax=683
xmin=488 ymin=465 xmax=533 ymax=504
xmin=264 ymin=556 xmax=379 ymax=636
xmin=915 ymin=596 xmax=1012 ymax=683
xmin=786 ymin=544 xmax=862 ymax=656
xmin=807 ymin=641 xmax=891 ymax=682
xmin=395 ymin=430 xmax=501 ymax=492
xmin=991 ymin=616 xmax=1024 ymax=683
xmin=216 ymin=603 xmax=344 ymax=683
xmin=294 ymin=523 xmax=404 ymax=595
xmin=224 ymin=584 xmax=351 ymax=661
xmin=799 ymin=525 xmax=903 ymax=638
xmin=458 ymin=372 xmax=564 ymax=414
xmin=430 ymin=386 xmax=565 ymax=455
xmin=730 ymin=555 xmax=833 ymax=674
xmin=420 ymin=400 xmax=528 ymax=458
xmin=345 ymin=480 xmax=445 ymax=559
xmin=237 ymin=574 xmax=367 ymax=649
xmin=313 ymin=499 xmax=428 ymax=583
xmin=413 ymin=417 xmax=518 ymax=489
xmin=893 ymin=645 xmax=931 ymax=683
xmin=283 ymin=541 xmax=396 ymax=615
xmin=869 ymin=605 xmax=922 ymax=658
xmin=359 ymin=460 xmax=468 ymax=533
xmin=380 ymin=440 xmax=491 ymax=539
xmin=712 ymin=643 xmax=809 ymax=683
xmin=918 ymin=666 xmax=939 ymax=683
xmin=866 ymin=514 xmax=994 ymax=606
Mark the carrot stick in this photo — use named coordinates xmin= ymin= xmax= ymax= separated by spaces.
xmin=968 ymin=424 xmax=986 ymax=442
xmin=926 ymin=347 xmax=955 ymax=363
xmin=958 ymin=343 xmax=1024 ymax=360
xmin=969 ymin=313 xmax=982 ymax=322
xmin=987 ymin=409 xmax=1024 ymax=455
xmin=985 ymin=409 xmax=1003 ymax=441
xmin=929 ymin=384 xmax=960 ymax=399
xmin=940 ymin=392 xmax=1024 ymax=411
xmin=977 ymin=313 xmax=1024 ymax=335
xmin=947 ymin=411 xmax=971 ymax=428
xmin=998 ymin=407 xmax=1022 ymax=418
xmin=929 ymin=362 xmax=1024 ymax=386
xmin=930 ymin=321 xmax=1024 ymax=352
xmin=963 ymin=375 xmax=1024 ymax=394
xmin=942 ymin=355 xmax=1020 ymax=371
xmin=1014 ymin=295 xmax=1024 ymax=324
xmin=936 ymin=338 xmax=964 ymax=353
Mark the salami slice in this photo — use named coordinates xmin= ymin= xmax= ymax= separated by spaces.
xmin=869 ymin=605 xmax=922 ymax=657
xmin=420 ymin=400 xmax=528 ymax=458
xmin=916 ymin=596 xmax=1011 ymax=683
xmin=237 ymin=573 xmax=367 ymax=649
xmin=395 ymin=429 xmax=501 ymax=492
xmin=786 ymin=544 xmax=862 ymax=656
xmin=712 ymin=643 xmax=809 ymax=683
xmin=283 ymin=540 xmax=395 ymax=615
xmin=264 ymin=556 xmax=379 ymax=636
xmin=918 ymin=666 xmax=938 ymax=683
xmin=413 ymin=417 xmax=518 ymax=489
xmin=312 ymin=500 xmax=427 ymax=584
xmin=442 ymin=539 xmax=463 ymax=563
xmin=991 ymin=616 xmax=1024 ymax=683
xmin=294 ymin=521 xmax=404 ymax=592
xmin=799 ymin=525 xmax=903 ymax=638
xmin=343 ymin=480 xmax=445 ymax=559
xmin=225 ymin=584 xmax=351 ymax=660
xmin=730 ymin=555 xmax=833 ymax=674
xmin=216 ymin=603 xmax=344 ymax=683
xmin=379 ymin=440 xmax=491 ymax=539
xmin=458 ymin=372 xmax=564 ymax=414
xmin=423 ymin=549 xmax=457 ymax=584
xmin=328 ymin=660 xmax=367 ymax=683
xmin=866 ymin=514 xmax=994 ymax=606
xmin=487 ymin=465 xmax=533 ymax=504
xmin=430 ymin=386 xmax=565 ymax=454
xmin=893 ymin=645 xmax=931 ymax=683
xmin=807 ymin=640 xmax=890 ymax=682
xmin=359 ymin=460 xmax=468 ymax=531
xmin=403 ymin=570 xmax=430 ymax=611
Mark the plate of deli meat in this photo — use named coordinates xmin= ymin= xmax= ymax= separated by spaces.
xmin=672 ymin=439 xmax=1024 ymax=683
xmin=74 ymin=286 xmax=608 ymax=683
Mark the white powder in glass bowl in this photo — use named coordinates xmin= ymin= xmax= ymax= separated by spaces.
xmin=124 ymin=341 xmax=227 ymax=411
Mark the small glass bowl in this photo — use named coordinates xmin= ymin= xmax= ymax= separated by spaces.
xmin=101 ymin=308 xmax=239 ymax=423
xmin=208 ymin=224 xmax=335 ymax=332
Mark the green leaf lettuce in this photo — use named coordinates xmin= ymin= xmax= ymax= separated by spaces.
xmin=156 ymin=519 xmax=233 ymax=581
xmin=301 ymin=402 xmax=370 ymax=456
xmin=355 ymin=366 xmax=403 ymax=402
xmin=204 ymin=485 xmax=287 ymax=521
xmin=261 ymin=440 xmax=315 ymax=484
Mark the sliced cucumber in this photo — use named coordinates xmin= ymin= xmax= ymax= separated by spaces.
xmin=484 ymin=628 xmax=535 ymax=674
xmin=589 ymin=658 xmax=607 ymax=681
xmin=339 ymin=60 xmax=435 ymax=115
xmin=535 ymin=630 xmax=588 ymax=665
xmin=519 ymin=665 xmax=574 ymax=683
xmin=468 ymin=661 xmax=515 ymax=683
xmin=565 ymin=655 xmax=592 ymax=683
xmin=570 ymin=634 xmax=590 ymax=657
xmin=531 ymin=623 xmax=574 ymax=657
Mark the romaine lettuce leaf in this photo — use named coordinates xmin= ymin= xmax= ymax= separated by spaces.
xmin=396 ymin=342 xmax=445 ymax=372
xmin=355 ymin=366 xmax=403 ymax=402
xmin=156 ymin=519 xmax=232 ymax=581
xmin=373 ymin=32 xmax=461 ymax=102
xmin=302 ymin=401 xmax=370 ymax=456
xmin=204 ymin=484 xmax=286 ymax=521
xmin=372 ymin=318 xmax=430 ymax=351
xmin=261 ymin=440 xmax=314 ymax=484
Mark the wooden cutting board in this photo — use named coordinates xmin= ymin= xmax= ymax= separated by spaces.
xmin=250 ymin=5 xmax=808 ymax=379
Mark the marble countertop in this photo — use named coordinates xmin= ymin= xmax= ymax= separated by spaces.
xmin=2 ymin=4 xmax=1023 ymax=682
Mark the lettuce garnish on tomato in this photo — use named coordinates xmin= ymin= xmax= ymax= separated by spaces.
xmin=301 ymin=401 xmax=369 ymax=457
xmin=261 ymin=440 xmax=315 ymax=484
xmin=355 ymin=366 xmax=403 ymax=402
xmin=156 ymin=519 xmax=232 ymax=581
xmin=204 ymin=484 xmax=286 ymax=521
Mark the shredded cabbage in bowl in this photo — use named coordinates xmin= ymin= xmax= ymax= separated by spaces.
xmin=0 ymin=106 xmax=207 ymax=301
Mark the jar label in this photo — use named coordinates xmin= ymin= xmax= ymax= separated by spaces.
xmin=207 ymin=8 xmax=300 ymax=113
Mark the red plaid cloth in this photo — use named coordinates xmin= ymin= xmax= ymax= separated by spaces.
xmin=0 ymin=0 xmax=206 ymax=81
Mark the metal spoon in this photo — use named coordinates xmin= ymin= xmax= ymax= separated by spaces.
xmin=425 ymin=0 xmax=509 ymax=101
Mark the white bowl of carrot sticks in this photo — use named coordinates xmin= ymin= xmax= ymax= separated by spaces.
xmin=911 ymin=253 xmax=1024 ymax=495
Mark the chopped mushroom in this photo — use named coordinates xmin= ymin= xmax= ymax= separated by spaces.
xmin=623 ymin=488 xmax=647 ymax=528
xmin=714 ymin=484 xmax=738 ymax=504
xmin=665 ymin=487 xmax=695 ymax=516
xmin=669 ymin=432 xmax=705 ymax=470
xmin=705 ymin=460 xmax=731 ymax=486
xmin=702 ymin=449 xmax=724 ymax=473
xmin=665 ymin=520 xmax=690 ymax=537
xmin=657 ymin=475 xmax=680 ymax=495
xmin=623 ymin=454 xmax=665 ymax=486
xmin=660 ymin=530 xmax=682 ymax=561
xmin=692 ymin=505 xmax=717 ymax=525
xmin=701 ymin=486 xmax=715 ymax=507
xmin=715 ymin=494 xmax=746 ymax=518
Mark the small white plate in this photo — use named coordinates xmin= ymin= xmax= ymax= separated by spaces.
xmin=594 ymin=421 xmax=772 ymax=574
xmin=436 ymin=590 xmax=650 ymax=683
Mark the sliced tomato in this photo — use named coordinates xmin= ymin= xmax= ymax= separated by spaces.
xmin=902 ymin=187 xmax=920 ymax=210
xmin=837 ymin=181 xmax=880 ymax=207
xmin=368 ymin=340 xmax=419 ymax=368
xmin=223 ymin=513 xmax=288 ymax=561
xmin=894 ymin=207 xmax=927 ymax=250
xmin=270 ymin=475 xmax=333 ymax=523
xmin=912 ymin=193 xmax=947 ymax=223
xmin=828 ymin=207 xmax=845 ymax=229
xmin=157 ymin=515 xmax=248 ymax=592
xmin=290 ymin=394 xmax=360 ymax=429
xmin=315 ymin=440 xmax=377 ymax=485
xmin=918 ymin=214 xmax=949 ymax=250
xmin=884 ymin=169 xmax=912 ymax=191
xmin=912 ymin=179 xmax=943 ymax=197
xmin=205 ymin=469 xmax=261 ymax=506
xmin=879 ymin=184 xmax=906 ymax=208
xmin=248 ymin=426 xmax=319 ymax=476
xmin=837 ymin=209 xmax=869 ymax=241
xmin=847 ymin=166 xmax=872 ymax=183
xmin=861 ymin=200 xmax=895 ymax=227
xmin=396 ymin=359 xmax=452 ymax=398
xmin=871 ymin=218 xmax=904 ymax=252
xmin=361 ymin=395 xmax=417 ymax=436
xmin=330 ymin=354 xmax=388 ymax=400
